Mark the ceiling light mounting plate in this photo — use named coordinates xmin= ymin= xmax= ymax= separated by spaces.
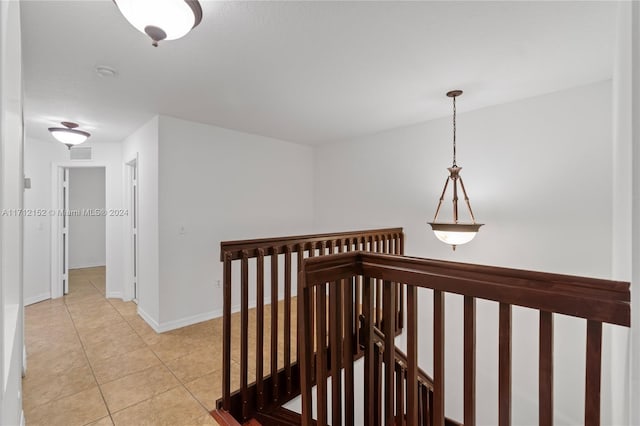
xmin=446 ymin=90 xmax=463 ymax=98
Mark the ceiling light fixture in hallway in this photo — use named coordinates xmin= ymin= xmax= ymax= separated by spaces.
xmin=113 ymin=0 xmax=203 ymax=47
xmin=48 ymin=121 xmax=91 ymax=149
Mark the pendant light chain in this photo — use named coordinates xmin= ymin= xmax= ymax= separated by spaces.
xmin=452 ymin=95 xmax=457 ymax=167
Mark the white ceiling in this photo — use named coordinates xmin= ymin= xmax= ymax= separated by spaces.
xmin=21 ymin=1 xmax=618 ymax=145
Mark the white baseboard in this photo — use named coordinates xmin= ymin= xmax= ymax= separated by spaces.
xmin=137 ymin=306 xmax=162 ymax=333
xmin=68 ymin=263 xmax=106 ymax=270
xmin=136 ymin=296 xmax=291 ymax=334
xmin=20 ymin=410 xmax=25 ymax=426
xmin=106 ymin=291 xmax=123 ymax=299
xmin=154 ymin=309 xmax=223 ymax=333
xmin=24 ymin=292 xmax=51 ymax=306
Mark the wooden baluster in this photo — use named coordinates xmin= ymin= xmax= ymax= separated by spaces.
xmin=284 ymin=245 xmax=293 ymax=396
xmin=464 ymin=296 xmax=476 ymax=426
xmin=270 ymin=248 xmax=279 ymax=403
xmin=383 ymin=280 xmax=396 ymax=424
xmin=307 ymin=244 xmax=317 ymax=378
xmin=539 ymin=311 xmax=553 ymax=426
xmin=427 ymin=384 xmax=434 ymax=426
xmin=418 ymin=385 xmax=425 ymax=425
xmin=395 ymin=363 xmax=405 ymax=426
xmin=240 ymin=250 xmax=250 ymax=420
xmin=296 ymin=244 xmax=304 ymax=369
xmin=585 ymin=320 xmax=602 ymax=426
xmin=256 ymin=249 xmax=265 ymax=410
xmin=343 ymin=276 xmax=355 ymax=426
xmin=499 ymin=303 xmax=512 ymax=426
xmin=320 ymin=241 xmax=328 ymax=352
xmin=375 ymin=238 xmax=382 ymax=327
xmin=363 ymin=276 xmax=376 ymax=426
xmin=316 ymin=282 xmax=328 ymax=426
xmin=433 ymin=290 xmax=445 ymax=426
xmin=299 ymin=277 xmax=314 ymax=426
xmin=406 ymin=286 xmax=418 ymax=425
xmin=374 ymin=344 xmax=383 ymax=425
xmin=330 ymin=279 xmax=343 ymax=426
xmin=395 ymin=233 xmax=404 ymax=330
xmin=354 ymin=238 xmax=364 ymax=354
xmin=222 ymin=251 xmax=232 ymax=411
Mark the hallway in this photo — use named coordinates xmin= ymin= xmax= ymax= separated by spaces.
xmin=23 ymin=267 xmax=223 ymax=426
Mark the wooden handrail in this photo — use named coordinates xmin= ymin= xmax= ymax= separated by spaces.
xmin=302 ymin=252 xmax=630 ymax=326
xmin=299 ymin=251 xmax=630 ymax=426
xmin=220 ymin=227 xmax=404 ymax=260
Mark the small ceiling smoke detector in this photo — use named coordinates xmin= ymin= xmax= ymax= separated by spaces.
xmin=96 ymin=65 xmax=118 ymax=78
xmin=48 ymin=121 xmax=91 ymax=149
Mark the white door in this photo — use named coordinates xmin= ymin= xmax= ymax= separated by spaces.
xmin=62 ymin=167 xmax=69 ymax=294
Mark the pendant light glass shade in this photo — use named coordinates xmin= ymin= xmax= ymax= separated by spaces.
xmin=114 ymin=0 xmax=203 ymax=46
xmin=48 ymin=122 xmax=90 ymax=149
xmin=428 ymin=90 xmax=483 ymax=250
xmin=431 ymin=223 xmax=482 ymax=246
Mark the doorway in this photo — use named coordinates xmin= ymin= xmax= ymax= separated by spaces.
xmin=51 ymin=165 xmax=106 ymax=298
xmin=67 ymin=167 xmax=106 ymax=295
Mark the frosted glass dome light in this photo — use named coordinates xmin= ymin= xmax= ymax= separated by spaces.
xmin=430 ymin=223 xmax=482 ymax=249
xmin=114 ymin=0 xmax=203 ymax=46
xmin=48 ymin=122 xmax=91 ymax=149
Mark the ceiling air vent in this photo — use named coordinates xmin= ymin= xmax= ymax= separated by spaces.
xmin=70 ymin=146 xmax=92 ymax=160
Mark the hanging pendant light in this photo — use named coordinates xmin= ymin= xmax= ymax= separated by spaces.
xmin=428 ymin=90 xmax=483 ymax=250
xmin=48 ymin=122 xmax=91 ymax=150
xmin=113 ymin=0 xmax=203 ymax=47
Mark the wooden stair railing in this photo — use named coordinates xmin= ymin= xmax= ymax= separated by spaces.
xmin=217 ymin=228 xmax=405 ymax=422
xmin=299 ymin=252 xmax=630 ymax=426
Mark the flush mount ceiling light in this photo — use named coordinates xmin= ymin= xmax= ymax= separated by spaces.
xmin=48 ymin=122 xmax=91 ymax=149
xmin=428 ymin=90 xmax=483 ymax=250
xmin=113 ymin=0 xmax=203 ymax=47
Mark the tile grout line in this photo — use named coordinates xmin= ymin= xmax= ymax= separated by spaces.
xmin=63 ymin=274 xmax=117 ymax=426
xmin=21 ymin=301 xmax=81 ymax=416
xmin=104 ymin=296 xmax=213 ymax=422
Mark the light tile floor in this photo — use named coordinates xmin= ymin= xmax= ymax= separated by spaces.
xmin=23 ymin=267 xmax=222 ymax=426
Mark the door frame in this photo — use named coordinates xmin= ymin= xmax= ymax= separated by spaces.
xmin=50 ymin=162 xmax=108 ymax=299
xmin=124 ymin=155 xmax=139 ymax=302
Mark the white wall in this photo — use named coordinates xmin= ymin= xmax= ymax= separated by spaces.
xmin=0 ymin=0 xmax=24 ymax=424
xmin=68 ymin=168 xmax=106 ymax=269
xmin=629 ymin=2 xmax=640 ymax=424
xmin=155 ymin=116 xmax=315 ymax=330
xmin=607 ymin=2 xmax=634 ymax=424
xmin=23 ymin=139 xmax=124 ymax=304
xmin=314 ymin=81 xmax=614 ymax=425
xmin=122 ymin=117 xmax=160 ymax=325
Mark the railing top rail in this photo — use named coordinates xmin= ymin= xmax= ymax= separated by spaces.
xmin=302 ymin=252 xmax=631 ymax=327
xmin=220 ymin=227 xmax=403 ymax=260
